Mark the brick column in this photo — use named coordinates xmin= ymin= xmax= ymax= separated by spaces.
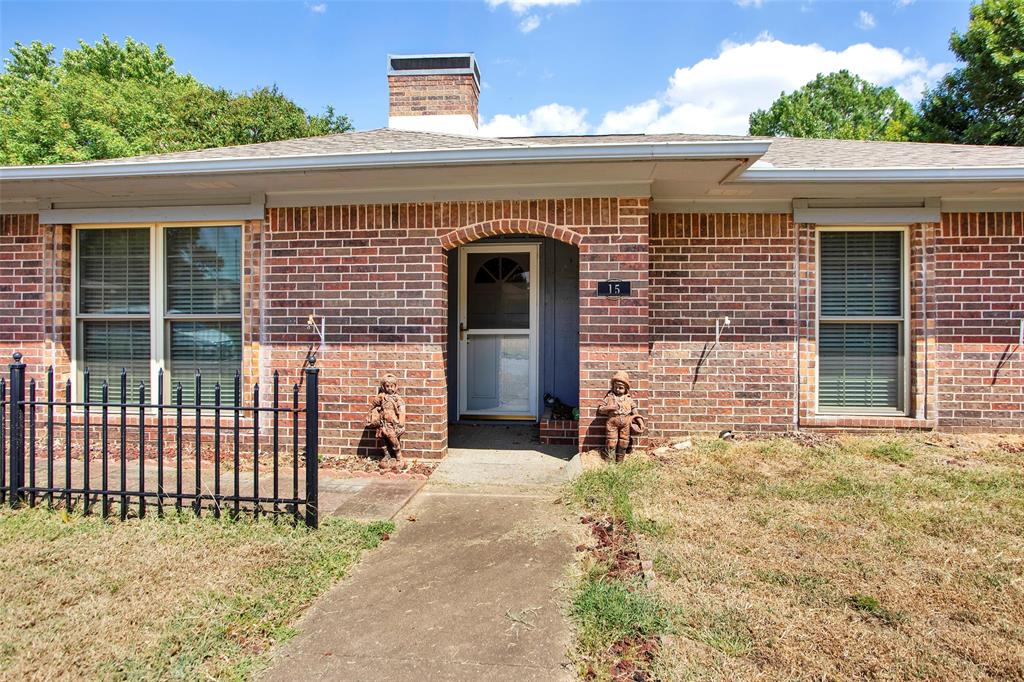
xmin=577 ymin=197 xmax=650 ymax=450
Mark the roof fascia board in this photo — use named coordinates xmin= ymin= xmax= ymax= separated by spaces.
xmin=741 ymin=167 xmax=1024 ymax=182
xmin=0 ymin=141 xmax=771 ymax=181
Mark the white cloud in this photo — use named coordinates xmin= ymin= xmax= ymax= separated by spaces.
xmin=735 ymin=0 xmax=764 ymax=7
xmin=306 ymin=2 xmax=327 ymax=14
xmin=593 ymin=36 xmax=945 ymax=135
xmin=488 ymin=0 xmax=580 ymax=32
xmin=483 ymin=36 xmax=947 ymax=137
xmin=479 ymin=103 xmax=589 ymax=136
xmin=519 ymin=14 xmax=542 ymax=33
xmin=596 ymin=100 xmax=660 ymax=134
xmin=487 ymin=0 xmax=580 ymax=12
xmin=894 ymin=0 xmax=915 ymax=6
xmin=857 ymin=10 xmax=876 ymax=29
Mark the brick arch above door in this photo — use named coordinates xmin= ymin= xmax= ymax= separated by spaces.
xmin=438 ymin=219 xmax=584 ymax=250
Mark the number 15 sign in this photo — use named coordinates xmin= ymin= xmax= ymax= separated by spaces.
xmin=597 ymin=280 xmax=631 ymax=297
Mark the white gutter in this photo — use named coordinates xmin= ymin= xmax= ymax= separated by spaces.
xmin=740 ymin=165 xmax=1024 ymax=182
xmin=0 ymin=141 xmax=771 ymax=181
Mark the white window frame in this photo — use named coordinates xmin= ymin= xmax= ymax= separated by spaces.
xmin=71 ymin=221 xmax=245 ymax=402
xmin=815 ymin=225 xmax=910 ymax=416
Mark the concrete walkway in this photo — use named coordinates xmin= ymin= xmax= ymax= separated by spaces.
xmin=261 ymin=425 xmax=580 ymax=681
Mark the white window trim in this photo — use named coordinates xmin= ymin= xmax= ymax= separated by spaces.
xmin=71 ymin=221 xmax=245 ymax=403
xmin=815 ymin=225 xmax=910 ymax=416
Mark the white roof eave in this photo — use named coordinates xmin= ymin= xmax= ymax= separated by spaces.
xmin=0 ymin=141 xmax=772 ymax=181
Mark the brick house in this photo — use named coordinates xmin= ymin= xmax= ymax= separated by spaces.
xmin=1 ymin=53 xmax=1022 ymax=460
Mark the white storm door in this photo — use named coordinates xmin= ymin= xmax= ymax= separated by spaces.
xmin=458 ymin=244 xmax=540 ymax=419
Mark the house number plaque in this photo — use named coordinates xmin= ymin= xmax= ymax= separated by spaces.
xmin=597 ymin=280 xmax=631 ymax=297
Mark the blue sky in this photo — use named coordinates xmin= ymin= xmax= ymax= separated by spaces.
xmin=1 ymin=0 xmax=973 ymax=135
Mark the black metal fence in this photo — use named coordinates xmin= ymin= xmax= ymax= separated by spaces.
xmin=1 ymin=353 xmax=321 ymax=528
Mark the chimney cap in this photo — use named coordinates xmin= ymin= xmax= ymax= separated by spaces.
xmin=387 ymin=53 xmax=480 ymax=89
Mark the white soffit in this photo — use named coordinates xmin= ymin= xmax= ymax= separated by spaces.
xmin=793 ymin=198 xmax=941 ymax=224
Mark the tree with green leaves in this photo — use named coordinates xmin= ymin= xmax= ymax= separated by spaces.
xmin=0 ymin=36 xmax=352 ymax=165
xmin=918 ymin=0 xmax=1024 ymax=145
xmin=748 ymin=70 xmax=919 ymax=141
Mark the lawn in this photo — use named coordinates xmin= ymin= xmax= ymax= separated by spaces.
xmin=0 ymin=509 xmax=392 ymax=680
xmin=568 ymin=433 xmax=1024 ymax=680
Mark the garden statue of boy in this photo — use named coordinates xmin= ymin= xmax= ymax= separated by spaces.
xmin=366 ymin=373 xmax=406 ymax=461
xmin=597 ymin=370 xmax=645 ymax=463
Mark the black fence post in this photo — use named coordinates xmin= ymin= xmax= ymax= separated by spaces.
xmin=9 ymin=353 xmax=26 ymax=508
xmin=304 ymin=360 xmax=319 ymax=529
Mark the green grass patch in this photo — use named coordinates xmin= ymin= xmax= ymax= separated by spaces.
xmin=679 ymin=606 xmax=754 ymax=656
xmin=0 ymin=507 xmax=392 ymax=679
xmin=570 ymin=577 xmax=673 ymax=653
xmin=869 ymin=439 xmax=915 ymax=463
xmin=847 ymin=593 xmax=906 ymax=627
xmin=569 ymin=459 xmax=657 ymax=533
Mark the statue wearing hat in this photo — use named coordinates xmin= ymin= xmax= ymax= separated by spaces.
xmin=366 ymin=373 xmax=406 ymax=461
xmin=597 ymin=370 xmax=646 ymax=463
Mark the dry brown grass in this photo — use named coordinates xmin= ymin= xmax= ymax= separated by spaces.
xmin=0 ymin=509 xmax=391 ymax=680
xmin=639 ymin=433 xmax=1024 ymax=681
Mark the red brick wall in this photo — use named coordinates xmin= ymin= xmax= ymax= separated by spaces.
xmin=0 ymin=215 xmax=71 ymax=382
xmin=648 ymin=213 xmax=796 ymax=435
xmin=539 ymin=414 xmax=578 ymax=447
xmin=388 ymin=74 xmax=480 ymax=126
xmin=933 ymin=212 xmax=1023 ymax=431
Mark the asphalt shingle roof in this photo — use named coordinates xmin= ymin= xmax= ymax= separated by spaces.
xmin=34 ymin=127 xmax=1024 ymax=170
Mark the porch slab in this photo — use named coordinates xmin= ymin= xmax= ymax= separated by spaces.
xmin=436 ymin=423 xmax=581 ymax=489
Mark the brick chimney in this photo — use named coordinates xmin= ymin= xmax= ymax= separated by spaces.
xmin=387 ymin=53 xmax=481 ymax=136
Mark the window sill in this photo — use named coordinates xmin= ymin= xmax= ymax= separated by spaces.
xmin=801 ymin=415 xmax=936 ymax=430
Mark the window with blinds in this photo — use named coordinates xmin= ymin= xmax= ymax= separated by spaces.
xmin=165 ymin=226 xmax=242 ymax=404
xmin=77 ymin=228 xmax=151 ymax=400
xmin=76 ymin=225 xmax=242 ymax=405
xmin=818 ymin=230 xmax=905 ymax=412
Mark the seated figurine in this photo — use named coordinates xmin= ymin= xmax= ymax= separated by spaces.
xmin=366 ymin=373 xmax=406 ymax=461
xmin=596 ymin=370 xmax=645 ymax=463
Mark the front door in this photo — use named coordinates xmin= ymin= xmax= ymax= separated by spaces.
xmin=458 ymin=243 xmax=539 ymax=420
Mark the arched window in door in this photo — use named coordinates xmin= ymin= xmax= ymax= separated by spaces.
xmin=467 ymin=254 xmax=530 ymax=329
